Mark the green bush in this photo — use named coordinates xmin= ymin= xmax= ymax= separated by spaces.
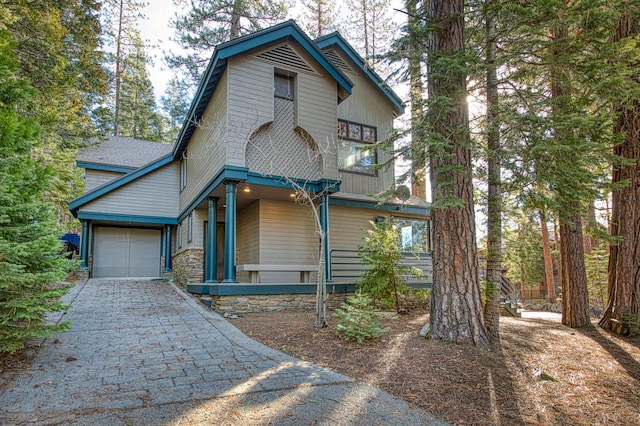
xmin=334 ymin=292 xmax=389 ymax=344
xmin=358 ymin=220 xmax=421 ymax=312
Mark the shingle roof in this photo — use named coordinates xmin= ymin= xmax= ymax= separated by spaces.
xmin=77 ymin=136 xmax=173 ymax=169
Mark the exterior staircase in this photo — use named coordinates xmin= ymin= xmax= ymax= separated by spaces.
xmin=499 ymin=275 xmax=522 ymax=317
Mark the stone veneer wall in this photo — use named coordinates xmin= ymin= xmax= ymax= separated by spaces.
xmin=211 ymin=291 xmax=430 ymax=314
xmin=172 ymin=248 xmax=204 ymax=287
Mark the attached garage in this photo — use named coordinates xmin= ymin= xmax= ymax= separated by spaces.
xmin=92 ymin=227 xmax=162 ymax=278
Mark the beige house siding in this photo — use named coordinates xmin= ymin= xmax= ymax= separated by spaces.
xmin=227 ymin=56 xmax=274 ymax=166
xmin=83 ymin=170 xmax=124 ymax=192
xmin=82 ymin=163 xmax=179 ymax=217
xmin=179 ymin=72 xmax=229 ymax=213
xmin=336 ymin=58 xmax=396 ymax=195
xmin=329 ymin=205 xmax=380 ymax=251
xmin=258 ymin=199 xmax=317 ymax=283
xmin=237 ymin=200 xmax=260 ymax=282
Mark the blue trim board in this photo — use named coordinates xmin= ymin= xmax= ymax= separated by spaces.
xmin=328 ymin=197 xmax=430 ymax=215
xmin=69 ymin=154 xmax=174 ymax=214
xmin=246 ymin=172 xmax=341 ymax=193
xmin=177 ymin=165 xmax=249 ymax=224
xmin=77 ymin=212 xmax=178 ymax=225
xmin=76 ymin=161 xmax=135 ymax=174
xmin=173 ymin=20 xmax=353 ymax=159
xmin=315 ymin=32 xmax=405 ymax=115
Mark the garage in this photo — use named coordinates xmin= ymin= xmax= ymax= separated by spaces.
xmin=92 ymin=227 xmax=161 ymax=278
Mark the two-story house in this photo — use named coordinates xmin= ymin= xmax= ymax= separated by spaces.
xmin=70 ymin=21 xmax=431 ymax=311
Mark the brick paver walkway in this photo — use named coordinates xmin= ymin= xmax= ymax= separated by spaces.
xmin=0 ymin=279 xmax=446 ymax=425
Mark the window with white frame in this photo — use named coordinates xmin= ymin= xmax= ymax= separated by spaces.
xmin=393 ymin=217 xmax=431 ymax=253
xmin=180 ymin=150 xmax=187 ymax=191
xmin=177 ymin=222 xmax=183 ymax=248
xmin=274 ymin=73 xmax=294 ymax=100
xmin=338 ymin=119 xmax=377 ymax=175
xmin=187 ymin=214 xmax=193 ymax=243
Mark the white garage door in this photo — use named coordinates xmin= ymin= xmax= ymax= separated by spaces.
xmin=93 ymin=227 xmax=161 ymax=278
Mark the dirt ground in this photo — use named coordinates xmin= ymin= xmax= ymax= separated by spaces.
xmin=231 ymin=309 xmax=640 ymax=426
xmin=2 ymin=305 xmax=639 ymax=425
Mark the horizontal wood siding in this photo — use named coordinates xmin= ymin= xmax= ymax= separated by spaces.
xmin=237 ymin=200 xmax=260 ymax=282
xmin=227 ymin=56 xmax=274 ymax=166
xmin=82 ymin=163 xmax=179 ymax=217
xmin=336 ymin=62 xmax=396 ymax=195
xmin=294 ymin=47 xmax=339 ymax=180
xmin=179 ymin=72 xmax=228 ymax=213
xmin=84 ymin=170 xmax=123 ymax=192
xmin=328 ymin=205 xmax=381 ymax=251
xmin=258 ymin=199 xmax=317 ymax=283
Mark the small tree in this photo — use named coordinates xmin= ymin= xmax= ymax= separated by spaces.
xmin=334 ymin=292 xmax=389 ymax=344
xmin=358 ymin=220 xmax=420 ymax=313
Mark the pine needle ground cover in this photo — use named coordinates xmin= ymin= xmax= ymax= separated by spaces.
xmin=231 ymin=310 xmax=640 ymax=426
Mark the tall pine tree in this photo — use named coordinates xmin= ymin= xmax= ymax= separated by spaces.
xmin=0 ymin=31 xmax=71 ymax=354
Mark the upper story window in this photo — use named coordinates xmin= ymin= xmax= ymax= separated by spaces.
xmin=274 ymin=73 xmax=294 ymax=100
xmin=338 ymin=119 xmax=377 ymax=176
xmin=180 ymin=150 xmax=187 ymax=191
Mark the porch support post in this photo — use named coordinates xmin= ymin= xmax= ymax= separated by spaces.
xmin=320 ymin=194 xmax=332 ymax=282
xmin=164 ymin=225 xmax=172 ymax=271
xmin=205 ymin=197 xmax=218 ymax=282
xmin=223 ymin=181 xmax=238 ymax=283
xmin=80 ymin=220 xmax=89 ymax=270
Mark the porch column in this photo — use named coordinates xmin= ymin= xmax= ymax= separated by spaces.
xmin=223 ymin=181 xmax=238 ymax=283
xmin=205 ymin=197 xmax=218 ymax=282
xmin=164 ymin=224 xmax=172 ymax=271
xmin=320 ymin=194 xmax=332 ymax=282
xmin=80 ymin=219 xmax=89 ymax=269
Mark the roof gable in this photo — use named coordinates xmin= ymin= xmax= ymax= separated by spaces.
xmin=172 ymin=20 xmax=353 ymax=159
xmin=315 ymin=32 xmax=405 ymax=115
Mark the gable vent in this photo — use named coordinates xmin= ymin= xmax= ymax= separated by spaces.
xmin=324 ymin=49 xmax=353 ymax=73
xmin=257 ymin=44 xmax=314 ymax=73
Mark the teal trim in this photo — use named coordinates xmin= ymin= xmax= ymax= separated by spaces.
xmin=246 ymin=172 xmax=341 ymax=193
xmin=76 ymin=161 xmax=135 ymax=174
xmin=69 ymin=154 xmax=174 ymax=214
xmin=177 ymin=165 xmax=248 ymax=224
xmin=222 ymin=181 xmax=238 ymax=283
xmin=328 ymin=197 xmax=430 ymax=215
xmin=321 ymin=195 xmax=331 ymax=281
xmin=315 ymin=32 xmax=405 ymax=115
xmin=205 ymin=197 xmax=218 ymax=283
xmin=173 ymin=20 xmax=353 ymax=159
xmin=77 ymin=211 xmax=178 ymax=225
xmin=164 ymin=225 xmax=172 ymax=271
xmin=80 ymin=220 xmax=89 ymax=269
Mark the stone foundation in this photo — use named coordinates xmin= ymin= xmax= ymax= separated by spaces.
xmin=210 ymin=290 xmax=430 ymax=314
xmin=172 ymin=248 xmax=204 ymax=287
xmin=212 ymin=294 xmax=317 ymax=314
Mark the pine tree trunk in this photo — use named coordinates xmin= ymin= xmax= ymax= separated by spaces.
xmin=599 ymin=87 xmax=640 ymax=334
xmin=540 ymin=210 xmax=556 ymax=303
xmin=426 ymin=0 xmax=489 ymax=346
xmin=407 ymin=0 xmax=426 ymax=199
xmin=483 ymin=0 xmax=502 ymax=339
xmin=559 ymin=212 xmax=591 ymax=327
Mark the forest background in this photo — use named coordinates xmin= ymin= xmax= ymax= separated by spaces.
xmin=1 ymin=0 xmax=638 ymax=353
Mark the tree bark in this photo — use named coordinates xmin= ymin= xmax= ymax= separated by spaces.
xmin=540 ymin=210 xmax=556 ymax=303
xmin=407 ymin=0 xmax=426 ymax=199
xmin=559 ymin=212 xmax=591 ymax=327
xmin=426 ymin=0 xmax=489 ymax=346
xmin=483 ymin=0 xmax=502 ymax=339
xmin=599 ymin=12 xmax=640 ymax=333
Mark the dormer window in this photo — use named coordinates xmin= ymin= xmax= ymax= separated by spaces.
xmin=338 ymin=119 xmax=377 ymax=176
xmin=274 ymin=73 xmax=294 ymax=100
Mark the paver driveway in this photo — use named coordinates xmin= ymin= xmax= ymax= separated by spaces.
xmin=0 ymin=279 xmax=446 ymax=425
